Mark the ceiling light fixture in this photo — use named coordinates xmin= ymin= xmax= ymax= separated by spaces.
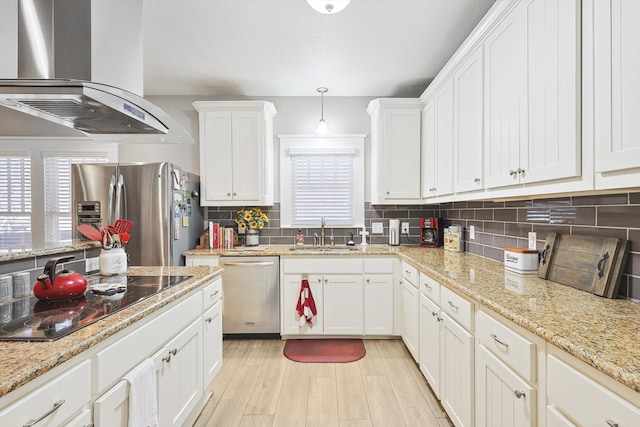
xmin=315 ymin=87 xmax=329 ymax=134
xmin=306 ymin=0 xmax=351 ymax=14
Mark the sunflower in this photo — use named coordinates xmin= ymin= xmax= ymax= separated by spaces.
xmin=235 ymin=208 xmax=269 ymax=231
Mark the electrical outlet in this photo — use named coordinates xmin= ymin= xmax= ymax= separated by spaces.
xmin=372 ymin=222 xmax=383 ymax=234
xmin=85 ymin=257 xmax=100 ymax=272
xmin=528 ymin=232 xmax=537 ymax=250
xmin=401 ymin=222 xmax=409 ymax=234
xmin=469 ymin=225 xmax=475 ymax=240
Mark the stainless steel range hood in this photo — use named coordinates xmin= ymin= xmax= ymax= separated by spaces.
xmin=0 ymin=0 xmax=194 ymax=144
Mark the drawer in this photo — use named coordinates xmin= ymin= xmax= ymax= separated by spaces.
xmin=401 ymin=261 xmax=418 ymax=287
xmin=0 ymin=360 xmax=91 ymax=427
xmin=547 ymin=355 xmax=640 ymax=426
xmin=94 ymin=292 xmax=201 ymax=392
xmin=419 ymin=272 xmax=441 ymax=304
xmin=364 ymin=257 xmax=394 ymax=274
xmin=202 ymin=277 xmax=222 ymax=310
xmin=283 ymin=257 xmax=362 ymax=274
xmin=476 ymin=310 xmax=536 ymax=382
xmin=440 ymin=286 xmax=473 ymax=331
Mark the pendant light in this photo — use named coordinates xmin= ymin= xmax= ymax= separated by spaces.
xmin=307 ymin=0 xmax=351 ymax=14
xmin=315 ymin=87 xmax=329 ymax=134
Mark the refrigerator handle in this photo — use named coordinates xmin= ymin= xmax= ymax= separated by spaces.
xmin=108 ymin=175 xmax=116 ymax=225
xmin=115 ymin=174 xmax=125 ymax=222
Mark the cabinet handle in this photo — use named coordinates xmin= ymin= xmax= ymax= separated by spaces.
xmin=233 ymin=192 xmax=237 ymax=196
xmin=162 ymin=348 xmax=178 ymax=363
xmin=23 ymin=400 xmax=65 ymax=426
xmin=424 ymin=283 xmax=432 ymax=290
xmin=431 ymin=310 xmax=438 ymax=317
xmin=517 ymin=168 xmax=525 ymax=177
xmin=474 ymin=177 xmax=480 ymax=183
xmin=226 ymin=192 xmax=231 ymax=196
xmin=514 ymin=390 xmax=526 ymax=399
xmin=606 ymin=420 xmax=619 ymax=427
xmin=509 ymin=169 xmax=518 ymax=177
xmin=447 ymin=300 xmax=459 ymax=310
xmin=491 ymin=333 xmax=509 ymax=347
xmin=210 ymin=290 xmax=219 ymax=298
xmin=386 ymin=191 xmax=390 ymax=195
xmin=205 ymin=317 xmax=213 ymax=323
xmin=366 ymin=278 xmax=370 ymax=284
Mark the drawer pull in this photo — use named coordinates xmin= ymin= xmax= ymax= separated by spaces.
xmin=405 ymin=270 xmax=411 ymax=275
xmin=514 ymin=390 xmax=525 ymax=399
xmin=424 ymin=283 xmax=432 ymax=290
xmin=491 ymin=333 xmax=509 ymax=348
xmin=210 ymin=290 xmax=219 ymax=298
xmin=162 ymin=348 xmax=178 ymax=363
xmin=205 ymin=317 xmax=213 ymax=323
xmin=606 ymin=420 xmax=619 ymax=427
xmin=447 ymin=300 xmax=459 ymax=310
xmin=23 ymin=399 xmax=65 ymax=426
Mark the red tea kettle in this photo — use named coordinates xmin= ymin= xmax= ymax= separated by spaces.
xmin=34 ymin=256 xmax=88 ymax=301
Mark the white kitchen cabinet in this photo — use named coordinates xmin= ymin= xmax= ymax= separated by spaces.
xmin=93 ymin=380 xmax=128 ymax=427
xmin=203 ymin=300 xmax=223 ymax=387
xmin=0 ymin=361 xmax=91 ymax=427
xmin=367 ymin=98 xmax=422 ymax=204
xmin=323 ymin=274 xmax=364 ymax=335
xmin=547 ymin=353 xmax=640 ymax=427
xmin=476 ymin=345 xmax=536 ymax=427
xmin=453 ymin=47 xmax=484 ymax=193
xmin=185 ymin=255 xmax=219 ymax=267
xmin=422 ymin=80 xmax=454 ymax=199
xmin=419 ymin=293 xmax=442 ymax=398
xmin=400 ymin=262 xmax=420 ymax=361
xmin=441 ymin=312 xmax=474 ymax=427
xmin=193 ymin=101 xmax=277 ymax=206
xmin=593 ymin=0 xmax=640 ymax=188
xmin=484 ymin=0 xmax=580 ymax=190
xmin=65 ymin=409 xmax=92 ymax=427
xmin=282 ymin=273 xmax=325 ymax=335
xmin=154 ymin=318 xmax=203 ymax=427
xmin=364 ymin=273 xmax=394 ymax=335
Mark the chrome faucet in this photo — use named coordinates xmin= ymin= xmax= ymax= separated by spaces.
xmin=320 ymin=217 xmax=325 ymax=246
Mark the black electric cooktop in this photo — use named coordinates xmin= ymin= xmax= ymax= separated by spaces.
xmin=0 ymin=275 xmax=192 ymax=342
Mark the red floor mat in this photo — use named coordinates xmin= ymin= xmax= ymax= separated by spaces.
xmin=283 ymin=339 xmax=366 ymax=363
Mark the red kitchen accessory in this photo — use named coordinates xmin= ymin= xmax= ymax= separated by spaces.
xmin=119 ymin=232 xmax=131 ymax=245
xmin=77 ymin=224 xmax=103 ymax=241
xmin=34 ymin=256 xmax=88 ymax=301
xmin=113 ymin=219 xmax=133 ymax=234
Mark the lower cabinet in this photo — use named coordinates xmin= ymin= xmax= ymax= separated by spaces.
xmin=153 ymin=318 xmax=203 ymax=427
xmin=203 ymin=300 xmax=223 ymax=386
xmin=282 ymin=273 xmax=325 ymax=334
xmin=400 ymin=278 xmax=420 ymax=361
xmin=323 ymin=274 xmax=364 ymax=335
xmin=364 ymin=273 xmax=394 ymax=335
xmin=419 ymin=293 xmax=442 ymax=398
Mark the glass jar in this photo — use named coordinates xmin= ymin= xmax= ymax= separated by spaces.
xmin=99 ymin=248 xmax=128 ymax=276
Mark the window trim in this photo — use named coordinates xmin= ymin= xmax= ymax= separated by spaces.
xmin=279 ymin=134 xmax=366 ymax=229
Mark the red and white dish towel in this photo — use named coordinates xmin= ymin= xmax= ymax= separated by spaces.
xmin=296 ymin=278 xmax=317 ymax=327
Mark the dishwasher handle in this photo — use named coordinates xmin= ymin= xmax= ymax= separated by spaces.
xmin=223 ymin=261 xmax=275 ymax=267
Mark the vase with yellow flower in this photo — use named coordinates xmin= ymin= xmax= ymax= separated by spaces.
xmin=235 ymin=207 xmax=268 ymax=246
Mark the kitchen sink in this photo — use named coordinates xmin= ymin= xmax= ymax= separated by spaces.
xmin=288 ymin=246 xmax=359 ymax=254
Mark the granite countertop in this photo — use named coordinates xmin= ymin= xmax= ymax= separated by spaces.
xmin=0 ymin=240 xmax=101 ymax=263
xmin=0 ymin=265 xmax=222 ymax=398
xmin=189 ymin=244 xmax=640 ymax=393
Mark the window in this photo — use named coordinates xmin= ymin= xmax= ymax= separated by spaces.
xmin=0 ymin=153 xmax=31 ymax=247
xmin=43 ymin=153 xmax=108 ymax=243
xmin=280 ymin=135 xmax=365 ymax=228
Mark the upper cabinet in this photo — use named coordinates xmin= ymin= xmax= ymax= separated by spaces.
xmin=592 ymin=0 xmax=640 ymax=189
xmin=484 ymin=0 xmax=580 ymax=189
xmin=193 ymin=101 xmax=277 ymax=206
xmin=367 ymin=98 xmax=422 ymax=204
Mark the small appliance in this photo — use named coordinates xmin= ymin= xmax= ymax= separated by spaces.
xmin=420 ymin=217 xmax=442 ymax=247
xmin=389 ymin=219 xmax=400 ymax=246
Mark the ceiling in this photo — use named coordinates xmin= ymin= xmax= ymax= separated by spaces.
xmin=142 ymin=0 xmax=496 ymax=98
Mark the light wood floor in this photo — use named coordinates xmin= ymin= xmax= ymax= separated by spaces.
xmin=194 ymin=339 xmax=453 ymax=427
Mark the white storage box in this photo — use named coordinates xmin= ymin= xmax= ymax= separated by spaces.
xmin=504 ymin=247 xmax=539 ymax=274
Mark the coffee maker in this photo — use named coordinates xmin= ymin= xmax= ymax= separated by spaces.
xmin=420 ymin=217 xmax=442 ymax=247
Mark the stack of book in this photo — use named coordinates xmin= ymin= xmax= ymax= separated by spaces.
xmin=207 ymin=222 xmax=238 ymax=249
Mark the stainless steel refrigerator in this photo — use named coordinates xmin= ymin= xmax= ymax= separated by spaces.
xmin=72 ymin=162 xmax=204 ymax=266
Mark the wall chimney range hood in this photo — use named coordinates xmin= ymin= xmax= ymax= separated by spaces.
xmin=0 ymin=0 xmax=194 ymax=144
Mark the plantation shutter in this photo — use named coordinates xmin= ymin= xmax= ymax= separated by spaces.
xmin=290 ymin=149 xmax=355 ymax=226
xmin=0 ymin=154 xmax=32 ymax=247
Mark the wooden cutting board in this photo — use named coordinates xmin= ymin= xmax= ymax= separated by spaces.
xmin=538 ymin=232 xmax=630 ymax=298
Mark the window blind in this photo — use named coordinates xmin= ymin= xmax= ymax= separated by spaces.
xmin=290 ymin=152 xmax=355 ymax=225
xmin=43 ymin=155 xmax=107 ymax=242
xmin=0 ymin=155 xmax=32 ymax=247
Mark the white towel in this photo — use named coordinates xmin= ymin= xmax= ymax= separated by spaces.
xmin=123 ymin=358 xmax=159 ymax=427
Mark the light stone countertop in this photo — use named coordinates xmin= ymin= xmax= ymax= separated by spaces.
xmin=0 ymin=265 xmax=222 ymax=398
xmin=189 ymin=244 xmax=640 ymax=393
xmin=0 ymin=240 xmax=101 ymax=263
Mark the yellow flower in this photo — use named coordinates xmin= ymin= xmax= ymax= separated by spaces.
xmin=244 ymin=212 xmax=252 ymax=221
xmin=237 ymin=222 xmax=247 ymax=231
xmin=236 ymin=207 xmax=269 ymax=231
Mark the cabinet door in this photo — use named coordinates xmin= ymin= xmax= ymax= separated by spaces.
xmin=484 ymin=2 xmax=527 ymax=189
xmin=523 ymin=0 xmax=580 ymax=183
xmin=441 ymin=313 xmax=474 ymax=427
xmin=232 ymin=111 xmax=262 ymax=201
xmin=203 ymin=300 xmax=223 ymax=387
xmin=364 ymin=274 xmax=394 ymax=335
xmin=419 ymin=294 xmax=442 ymax=398
xmin=93 ymin=380 xmax=129 ymax=427
xmin=401 ymin=280 xmax=419 ymax=361
xmin=594 ymin=0 xmax=640 ymax=173
xmin=381 ymin=108 xmax=421 ymax=200
xmin=155 ymin=318 xmax=203 ymax=427
xmin=421 ymin=100 xmax=437 ymax=198
xmin=200 ymin=111 xmax=233 ymax=202
xmin=434 ymin=80 xmax=454 ymax=196
xmin=454 ymin=47 xmax=484 ymax=193
xmin=186 ymin=256 xmax=219 ymax=267
xmin=282 ymin=274 xmax=324 ymax=335
xmin=65 ymin=409 xmax=92 ymax=427
xmin=324 ymin=274 xmax=364 ymax=335
xmin=476 ymin=345 xmax=536 ymax=427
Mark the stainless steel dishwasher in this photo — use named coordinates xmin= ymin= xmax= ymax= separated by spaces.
xmin=219 ymin=256 xmax=280 ymax=336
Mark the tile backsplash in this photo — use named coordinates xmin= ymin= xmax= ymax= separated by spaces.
xmin=208 ymin=191 xmax=640 ymax=299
